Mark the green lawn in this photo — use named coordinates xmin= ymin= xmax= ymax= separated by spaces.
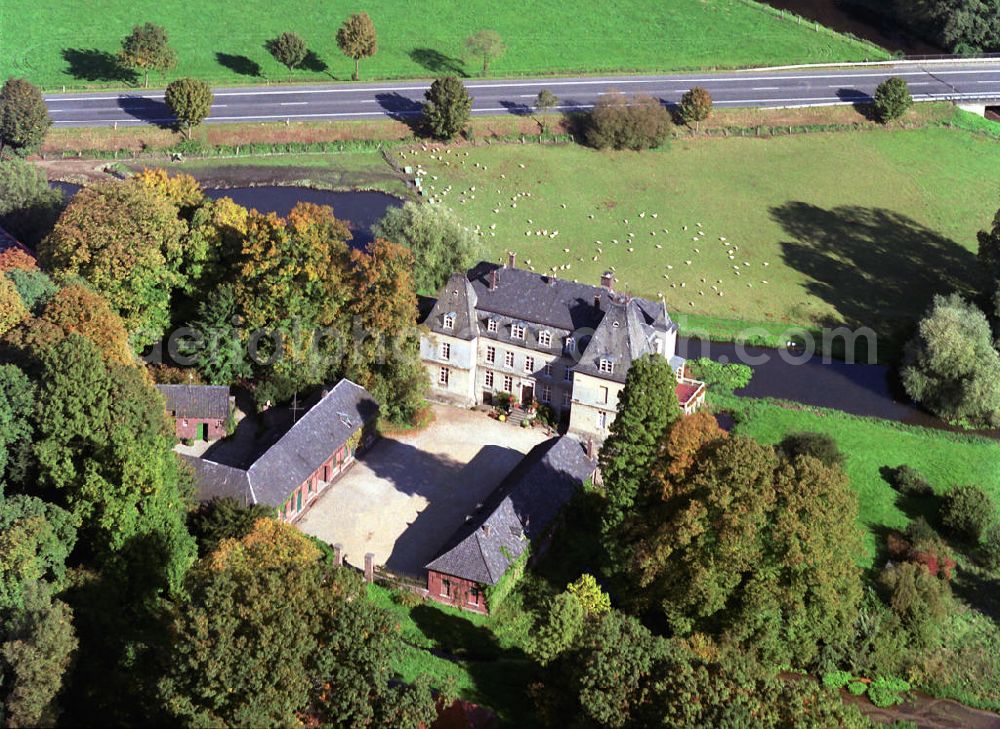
xmin=722 ymin=395 xmax=1000 ymax=568
xmin=4 ymin=0 xmax=887 ymax=90
xmin=408 ymin=122 xmax=999 ymax=342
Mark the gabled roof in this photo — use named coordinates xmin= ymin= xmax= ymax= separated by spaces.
xmin=185 ymin=379 xmax=378 ymax=508
xmin=574 ymin=297 xmax=660 ymax=383
xmin=156 ymin=384 xmax=231 ymax=420
xmin=425 ymin=273 xmax=479 ymax=340
xmin=425 ymin=436 xmax=598 ymax=585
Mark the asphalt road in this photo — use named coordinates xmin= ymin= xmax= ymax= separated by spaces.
xmin=44 ymin=62 xmax=1000 ymax=127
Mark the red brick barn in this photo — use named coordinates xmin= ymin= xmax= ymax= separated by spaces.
xmin=425 ymin=435 xmax=597 ymax=614
xmin=156 ymin=384 xmax=232 ymax=441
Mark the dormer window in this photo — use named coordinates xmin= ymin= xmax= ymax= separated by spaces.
xmin=511 ymin=323 xmax=525 ymax=340
xmin=598 ymin=358 xmax=614 ymax=374
xmin=565 ymin=337 xmax=576 ymax=354
xmin=654 ymin=338 xmax=663 ymax=354
xmin=487 ymin=318 xmax=498 ymax=333
xmin=538 ymin=330 xmax=552 ymax=347
xmin=442 ymin=314 xmax=455 ymax=330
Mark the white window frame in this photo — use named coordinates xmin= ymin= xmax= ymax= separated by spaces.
xmin=487 ymin=318 xmax=498 ymax=333
xmin=486 ymin=345 xmax=496 ymax=364
xmin=543 ymin=363 xmax=553 ymax=378
xmin=511 ymin=323 xmax=525 ymax=340
xmin=504 ymin=351 xmax=515 ymax=368
xmin=563 ymin=366 xmax=573 ymax=382
xmin=503 ymin=375 xmax=513 ymax=392
xmin=440 ymin=342 xmax=451 ymax=361
xmin=540 ymin=385 xmax=551 ymax=403
xmin=524 ymin=356 xmax=534 ymax=373
xmin=562 ymin=391 xmax=571 ymax=408
xmin=597 ymin=411 xmax=608 ymax=430
xmin=485 ymin=370 xmax=494 ymax=388
xmin=442 ymin=314 xmax=455 ymax=330
xmin=565 ymin=336 xmax=576 ymax=354
xmin=599 ymin=385 xmax=609 ymax=404
xmin=538 ymin=330 xmax=552 ymax=347
xmin=438 ymin=367 xmax=450 ymax=386
xmin=598 ymin=358 xmax=614 ymax=374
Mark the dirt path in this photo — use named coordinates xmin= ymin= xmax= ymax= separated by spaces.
xmin=848 ymin=692 xmax=1000 ymax=728
xmin=34 ymin=158 xmax=117 ymax=184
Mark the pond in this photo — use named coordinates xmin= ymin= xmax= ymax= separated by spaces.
xmin=53 ymin=182 xmax=403 ymax=249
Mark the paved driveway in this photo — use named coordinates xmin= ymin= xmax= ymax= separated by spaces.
xmin=298 ymin=404 xmax=549 ymax=577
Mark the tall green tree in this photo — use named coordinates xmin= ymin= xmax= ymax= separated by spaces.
xmin=0 ymin=495 xmax=77 ymax=613
xmin=901 ymin=293 xmax=1000 ymax=427
xmin=599 ymin=354 xmax=679 ymax=537
xmin=872 ymin=76 xmax=912 ymax=123
xmin=465 ymin=30 xmax=505 ymax=74
xmin=422 ymin=76 xmax=473 ymax=140
xmin=372 ymin=200 xmax=483 ymax=294
xmin=0 ymin=584 xmax=78 ymax=728
xmin=0 ymin=365 xmax=35 ymax=488
xmin=267 ymin=32 xmax=309 ymax=79
xmin=0 ymin=159 xmax=63 ymax=247
xmin=978 ymin=207 xmax=1000 ymax=312
xmin=678 ymin=86 xmax=712 ymax=130
xmin=336 ymin=12 xmax=378 ymax=81
xmin=39 ymin=179 xmax=189 ymax=347
xmin=32 ymin=334 xmax=195 ymax=593
xmin=180 ymin=283 xmax=252 ymax=385
xmin=119 ymin=22 xmax=177 ymax=88
xmin=0 ymin=78 xmax=51 ymax=156
xmin=164 ymin=78 xmax=213 ymax=139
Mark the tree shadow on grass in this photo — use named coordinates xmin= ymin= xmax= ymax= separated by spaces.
xmin=772 ymin=202 xmax=982 ymax=342
xmin=409 ymin=48 xmax=466 ymax=76
xmin=301 ymin=49 xmax=329 ymax=75
xmin=61 ymin=48 xmax=138 ymax=84
xmin=215 ymin=52 xmax=261 ymax=78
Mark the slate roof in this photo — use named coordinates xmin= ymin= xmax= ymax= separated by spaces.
xmin=156 ymin=384 xmax=231 ymax=420
xmin=574 ymin=297 xmax=662 ymax=384
xmin=425 ymin=436 xmax=598 ymax=585
xmin=185 ymin=379 xmax=378 ymax=508
xmin=424 ymin=273 xmax=479 ymax=341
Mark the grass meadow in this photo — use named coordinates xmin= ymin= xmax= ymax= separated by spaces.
xmin=404 ymin=122 xmax=1000 ymax=343
xmin=4 ymin=0 xmax=886 ymax=90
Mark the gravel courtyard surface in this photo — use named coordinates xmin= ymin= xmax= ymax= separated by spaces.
xmin=298 ymin=405 xmax=549 ymax=577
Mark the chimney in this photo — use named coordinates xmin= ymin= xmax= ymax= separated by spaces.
xmin=600 ymin=271 xmax=614 ymax=290
xmin=482 ymin=523 xmax=492 ymax=537
xmin=508 ymin=251 xmax=517 ymax=269
xmin=593 ymin=292 xmax=602 ymax=309
xmin=490 ymin=269 xmax=498 ymax=291
xmin=587 ymin=437 xmax=596 ymax=460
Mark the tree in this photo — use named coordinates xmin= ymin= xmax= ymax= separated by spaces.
xmin=873 ymin=76 xmax=912 ymax=123
xmin=164 ymin=78 xmax=213 ymax=139
xmin=586 ymin=92 xmax=671 ymax=151
xmin=180 ymin=284 xmax=252 ymax=385
xmin=346 ymin=238 xmax=428 ymax=424
xmin=941 ymin=484 xmax=997 ymax=542
xmin=531 ymin=591 xmax=585 ymax=665
xmin=0 ymin=78 xmax=51 ymax=156
xmin=267 ymin=32 xmax=308 ymax=79
xmin=978 ymin=207 xmax=1000 ymax=307
xmin=371 ymin=200 xmax=483 ymax=293
xmin=422 ymin=76 xmax=473 ymax=140
xmin=0 ymin=365 xmax=35 ymax=487
xmin=982 ymin=521 xmax=1000 ymax=570
xmin=534 ymin=88 xmax=559 ymax=133
xmin=39 ymin=179 xmax=189 ymax=346
xmin=678 ymin=86 xmax=712 ymax=130
xmin=599 ymin=354 xmax=679 ymax=537
xmin=33 ymin=334 xmax=195 ymax=593
xmin=336 ymin=12 xmax=377 ymax=81
xmin=0 ymin=276 xmax=27 ymax=335
xmin=777 ymin=431 xmax=844 ymax=468
xmin=566 ymin=573 xmax=611 ymax=616
xmin=465 ymin=30 xmax=505 ymax=75
xmin=659 ymin=409 xmax=727 ymax=482
xmin=0 ymin=158 xmax=63 ymax=246
xmin=187 ymin=497 xmax=274 ymax=556
xmin=629 ymin=436 xmax=863 ymax=667
xmin=119 ymin=22 xmax=176 ymax=88
xmin=879 ymin=561 xmax=951 ymax=650
xmin=160 ymin=520 xmax=437 ymax=727
xmin=901 ymin=293 xmax=1000 ymax=427
xmin=0 ymin=584 xmax=78 ymax=728
xmin=0 ymin=496 xmax=77 ymax=612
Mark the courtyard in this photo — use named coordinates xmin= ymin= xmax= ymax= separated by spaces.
xmin=297 ymin=404 xmax=550 ymax=576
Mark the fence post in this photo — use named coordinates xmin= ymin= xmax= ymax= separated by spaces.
xmin=364 ymin=552 xmax=375 ymax=583
xmin=333 ymin=543 xmax=344 ymax=567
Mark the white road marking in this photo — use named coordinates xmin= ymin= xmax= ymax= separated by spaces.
xmin=279 ymin=101 xmax=308 ymax=106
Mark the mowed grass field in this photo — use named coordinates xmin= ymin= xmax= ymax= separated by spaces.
xmin=725 ymin=397 xmax=1000 ymax=567
xmin=2 ymin=0 xmax=887 ymax=90
xmin=403 ymin=125 xmax=1000 ymax=336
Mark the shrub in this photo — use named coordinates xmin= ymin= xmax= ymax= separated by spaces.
xmin=586 ymin=91 xmax=671 ymax=151
xmin=889 ymin=465 xmax=934 ymax=496
xmin=0 ymin=78 xmax=52 ymax=155
xmin=847 ymin=681 xmax=867 ymax=696
xmin=873 ymin=77 xmax=912 ymax=123
xmin=0 ymin=159 xmax=64 ymax=246
xmin=867 ymin=676 xmax=910 ymax=708
xmin=778 ymin=431 xmax=845 ymax=468
xmin=566 ymin=573 xmax=611 ymax=616
xmin=686 ymin=357 xmax=752 ymax=392
xmin=164 ymin=78 xmax=214 ymax=139
xmin=941 ymin=484 xmax=997 ymax=542
xmin=822 ymin=670 xmax=853 ymax=689
xmin=531 ymin=591 xmax=585 ymax=665
xmin=879 ymin=562 xmax=951 ymax=650
xmin=392 ymin=589 xmax=424 ymax=609
xmin=982 ymin=521 xmax=1000 ymax=570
